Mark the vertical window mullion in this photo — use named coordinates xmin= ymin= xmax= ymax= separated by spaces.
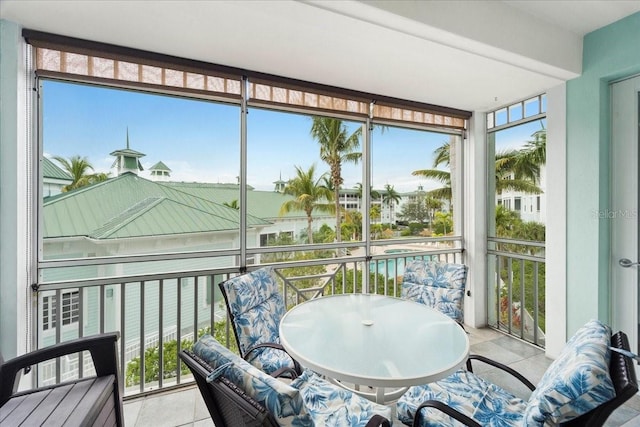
xmin=239 ymin=76 xmax=248 ymax=268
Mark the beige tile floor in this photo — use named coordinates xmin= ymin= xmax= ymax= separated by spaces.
xmin=123 ymin=326 xmax=640 ymax=426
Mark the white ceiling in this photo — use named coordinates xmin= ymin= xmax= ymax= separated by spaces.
xmin=504 ymin=0 xmax=640 ymax=36
xmin=2 ymin=0 xmax=639 ymax=113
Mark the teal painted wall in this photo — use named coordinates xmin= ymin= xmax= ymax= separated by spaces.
xmin=566 ymin=12 xmax=640 ymax=334
xmin=0 ymin=20 xmax=21 ymax=358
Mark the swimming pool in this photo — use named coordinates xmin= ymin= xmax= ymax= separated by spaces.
xmin=370 ymin=249 xmax=419 ymax=276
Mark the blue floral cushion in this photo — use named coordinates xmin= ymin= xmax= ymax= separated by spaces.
xmin=401 ymin=260 xmax=468 ymax=322
xmin=397 ymin=320 xmax=616 ymax=427
xmin=194 ymin=335 xmax=392 ymax=426
xmin=523 ymin=319 xmax=616 ymax=424
xmin=221 ymin=267 xmax=293 ymax=374
xmin=291 ymin=370 xmax=393 ymax=426
xmin=193 ymin=334 xmax=305 ymax=421
xmin=396 ymin=369 xmax=526 ymax=427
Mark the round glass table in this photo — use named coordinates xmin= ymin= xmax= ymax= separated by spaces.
xmin=279 ymin=293 xmax=469 ymax=403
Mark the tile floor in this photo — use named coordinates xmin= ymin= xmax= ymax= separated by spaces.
xmin=123 ymin=326 xmax=640 ymax=426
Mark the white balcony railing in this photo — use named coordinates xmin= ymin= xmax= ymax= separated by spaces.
xmin=31 ymin=239 xmax=544 ymax=398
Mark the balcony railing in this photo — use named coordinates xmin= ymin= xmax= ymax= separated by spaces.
xmin=28 ymin=237 xmax=544 ymax=398
xmin=487 ymin=237 xmax=546 ymax=347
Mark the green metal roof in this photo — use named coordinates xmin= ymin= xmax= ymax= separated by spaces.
xmin=42 ymin=157 xmax=72 ymax=181
xmin=109 ymin=148 xmax=146 ymax=157
xmin=89 ymin=197 xmax=241 ymax=238
xmin=43 ymin=173 xmax=271 ymax=239
xmin=150 ymin=161 xmax=171 ymax=172
xmin=163 ymin=182 xmax=313 ymax=220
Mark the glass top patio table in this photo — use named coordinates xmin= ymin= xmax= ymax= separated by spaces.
xmin=279 ymin=293 xmax=469 ymax=403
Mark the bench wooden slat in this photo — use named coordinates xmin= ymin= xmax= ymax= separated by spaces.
xmin=42 ymin=379 xmax=94 ymax=426
xmin=22 ymin=383 xmax=74 ymax=425
xmin=64 ymin=376 xmax=114 ymax=426
xmin=0 ymin=378 xmax=118 ymax=427
xmin=2 ymin=385 xmax=57 ymax=425
xmin=92 ymin=390 xmax=116 ymax=427
xmin=0 ymin=390 xmax=23 ymax=422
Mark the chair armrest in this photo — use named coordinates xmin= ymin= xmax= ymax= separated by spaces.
xmin=270 ymin=366 xmax=300 ymax=379
xmin=365 ymin=414 xmax=391 ymax=427
xmin=244 ymin=342 xmax=302 ymax=375
xmin=414 ymin=400 xmax=482 ymax=427
xmin=0 ymin=332 xmax=120 ymax=406
xmin=466 ymin=354 xmax=536 ymax=391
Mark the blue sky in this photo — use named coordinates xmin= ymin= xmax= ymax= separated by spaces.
xmin=42 ymin=80 xmax=544 ymax=193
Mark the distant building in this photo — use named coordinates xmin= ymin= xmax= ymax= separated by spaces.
xmin=42 ymin=157 xmax=72 ymax=197
xmin=110 ymin=130 xmax=145 ymax=176
xmin=273 ymin=173 xmax=286 ymax=193
xmin=149 ymin=161 xmax=172 ymax=181
xmin=496 ymin=166 xmax=546 ymax=224
xmin=40 ymin=147 xmax=333 ymax=355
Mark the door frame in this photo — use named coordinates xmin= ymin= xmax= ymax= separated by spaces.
xmin=610 ymin=75 xmax=640 ymax=363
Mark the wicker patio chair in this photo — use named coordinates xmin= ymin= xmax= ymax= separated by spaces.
xmin=396 ymin=320 xmax=638 ymax=427
xmin=180 ymin=335 xmax=392 ymax=427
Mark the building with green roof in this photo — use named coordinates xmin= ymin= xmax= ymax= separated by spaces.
xmin=42 ymin=157 xmax=72 ymax=197
xmin=40 ymin=171 xmax=330 ymax=352
xmin=149 ymin=161 xmax=172 ymax=181
xmin=42 ymin=171 xmax=334 ymax=279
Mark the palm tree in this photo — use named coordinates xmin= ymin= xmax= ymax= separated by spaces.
xmin=495 ymin=129 xmax=546 ymax=195
xmin=382 ymin=184 xmax=401 ymax=223
xmin=411 ymin=138 xmax=454 ymax=203
xmin=342 ymin=209 xmax=363 ymax=241
xmin=369 ymin=204 xmax=381 ymax=225
xmin=412 ymin=169 xmax=452 ymax=201
xmin=279 ymin=164 xmax=334 ymax=244
xmin=311 ymin=117 xmax=362 ymax=242
xmin=495 ymin=150 xmax=543 ymax=195
xmin=413 ymin=130 xmax=546 ymax=201
xmin=425 ymin=196 xmax=443 ymax=230
xmin=354 ymin=183 xmax=380 ymax=201
xmin=223 ymin=199 xmax=240 ymax=210
xmin=53 ymin=155 xmax=109 ymax=192
xmin=513 ymin=129 xmax=546 ymax=184
xmin=382 ymin=184 xmax=401 ymax=206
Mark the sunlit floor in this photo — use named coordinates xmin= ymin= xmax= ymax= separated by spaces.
xmin=123 ymin=326 xmax=640 ymax=426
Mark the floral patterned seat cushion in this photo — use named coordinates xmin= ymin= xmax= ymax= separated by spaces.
xmin=194 ymin=335 xmax=392 ymax=426
xmin=396 ymin=369 xmax=527 ymax=427
xmin=221 ymin=267 xmax=295 ymax=375
xmin=397 ymin=320 xmax=616 ymax=427
xmin=523 ymin=319 xmax=616 ymax=424
xmin=401 ymin=260 xmax=468 ymax=322
xmin=193 ymin=334 xmax=305 ymax=422
xmin=291 ymin=370 xmax=393 ymax=426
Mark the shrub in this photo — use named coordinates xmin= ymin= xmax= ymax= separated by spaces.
xmin=125 ymin=321 xmax=238 ymax=387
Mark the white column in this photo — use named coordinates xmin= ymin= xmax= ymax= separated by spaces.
xmin=545 ymin=83 xmax=568 ymax=358
xmin=463 ymin=112 xmax=488 ymax=328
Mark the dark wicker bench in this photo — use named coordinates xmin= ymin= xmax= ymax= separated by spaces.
xmin=0 ymin=332 xmax=123 ymax=426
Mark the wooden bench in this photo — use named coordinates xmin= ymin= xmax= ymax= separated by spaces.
xmin=0 ymin=333 xmax=123 ymax=426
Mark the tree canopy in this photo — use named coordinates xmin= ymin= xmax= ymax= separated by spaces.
xmin=279 ymin=164 xmax=334 ymax=244
xmin=53 ymin=155 xmax=110 ymax=192
xmin=311 ymin=117 xmax=361 ymax=242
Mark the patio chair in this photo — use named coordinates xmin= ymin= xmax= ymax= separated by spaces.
xmin=0 ymin=332 xmax=123 ymax=426
xmin=219 ymin=266 xmax=302 ymax=377
xmin=180 ymin=334 xmax=392 ymax=427
xmin=396 ymin=320 xmax=638 ymax=427
xmin=401 ymin=259 xmax=468 ymax=323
